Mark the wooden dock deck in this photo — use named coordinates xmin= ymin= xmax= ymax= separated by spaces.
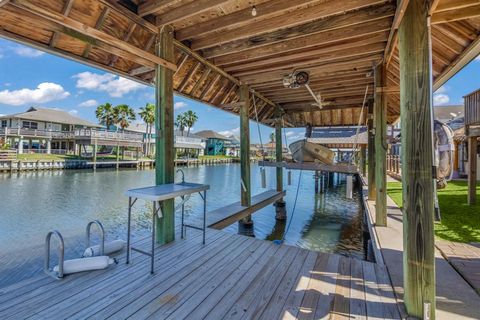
xmin=0 ymin=228 xmax=402 ymax=320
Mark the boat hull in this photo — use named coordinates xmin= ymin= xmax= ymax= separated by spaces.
xmin=289 ymin=140 xmax=335 ymax=164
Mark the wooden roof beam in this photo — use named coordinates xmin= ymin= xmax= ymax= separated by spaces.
xmin=138 ymin=0 xmax=179 ymax=17
xmin=82 ymin=6 xmax=111 ymax=58
xmin=384 ymin=0 xmax=409 ymax=67
xmin=206 ymin=17 xmax=392 ymax=62
xmin=191 ymin=0 xmax=389 ymax=50
xmin=431 ymin=5 xmax=480 ymax=24
xmin=176 ymin=0 xmax=319 ymax=41
xmin=10 ymin=0 xmax=177 ymax=71
xmin=155 ymin=0 xmax=231 ymax=26
xmin=49 ymin=0 xmax=74 ymax=48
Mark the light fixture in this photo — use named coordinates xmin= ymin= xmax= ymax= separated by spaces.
xmin=251 ymin=6 xmax=257 ymax=16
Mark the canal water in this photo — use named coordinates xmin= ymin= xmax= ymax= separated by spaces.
xmin=0 ymin=164 xmax=365 ymax=288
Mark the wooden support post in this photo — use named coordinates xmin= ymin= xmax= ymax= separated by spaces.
xmin=398 ymin=0 xmax=436 ymax=317
xmin=360 ymin=145 xmax=367 ymax=177
xmin=274 ymin=107 xmax=286 ymax=220
xmin=468 ymin=135 xmax=477 ymax=204
xmin=155 ymin=25 xmax=175 ymax=245
xmin=374 ymin=63 xmax=387 ymax=226
xmin=367 ymin=100 xmax=376 ymax=199
xmin=239 ymin=85 xmax=251 ymax=208
xmin=275 ymin=107 xmax=283 ymax=192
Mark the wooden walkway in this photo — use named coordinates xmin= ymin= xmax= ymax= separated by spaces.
xmin=0 ymin=228 xmax=401 ymax=320
xmin=206 ymin=190 xmax=285 ymax=229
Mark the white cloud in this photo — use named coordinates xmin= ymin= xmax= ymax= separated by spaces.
xmin=434 ymin=85 xmax=447 ymax=94
xmin=69 ymin=109 xmax=78 ymax=116
xmin=286 ymin=131 xmax=296 ymax=137
xmin=73 ymin=72 xmax=144 ymax=98
xmin=475 ymin=55 xmax=480 ymax=61
xmin=219 ymin=127 xmax=240 ymax=137
xmin=13 ymin=46 xmax=44 ymax=58
xmin=78 ymin=99 xmax=98 ymax=108
xmin=0 ymin=82 xmax=70 ymax=106
xmin=433 ymin=93 xmax=450 ymax=106
xmin=0 ymin=114 xmax=4 ymax=117
xmin=174 ymin=101 xmax=187 ymax=110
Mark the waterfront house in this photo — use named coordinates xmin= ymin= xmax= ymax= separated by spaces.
xmin=0 ymin=107 xmax=101 ymax=154
xmin=195 ymin=130 xmax=230 ymax=156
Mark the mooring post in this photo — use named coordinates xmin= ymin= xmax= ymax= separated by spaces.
xmin=155 ymin=25 xmax=175 ymax=245
xmin=398 ymin=0 xmax=436 ymax=317
xmin=93 ymin=139 xmax=97 ymax=171
xmin=374 ymin=63 xmax=387 ymax=226
xmin=116 ymin=143 xmax=120 ymax=169
xmin=274 ymin=107 xmax=286 ymax=220
xmin=314 ymin=171 xmax=319 ymax=194
xmin=238 ymin=85 xmax=253 ymax=235
xmin=367 ymin=99 xmax=376 ymax=200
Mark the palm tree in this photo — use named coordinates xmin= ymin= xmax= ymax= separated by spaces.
xmin=175 ymin=114 xmax=187 ymax=136
xmin=183 ymin=110 xmax=198 ymax=137
xmin=95 ymin=102 xmax=116 ymax=129
xmin=114 ymin=104 xmax=136 ymax=129
xmin=139 ymin=103 xmax=155 ymax=156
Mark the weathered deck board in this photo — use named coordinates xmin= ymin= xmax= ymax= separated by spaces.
xmin=0 ymin=228 xmax=402 ymax=320
xmin=205 ymin=189 xmax=286 ymax=229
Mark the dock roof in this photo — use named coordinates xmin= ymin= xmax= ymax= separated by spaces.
xmin=0 ymin=1 xmax=479 ymax=127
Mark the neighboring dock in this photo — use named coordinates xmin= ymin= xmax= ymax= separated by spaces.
xmin=0 ymin=228 xmax=402 ymax=319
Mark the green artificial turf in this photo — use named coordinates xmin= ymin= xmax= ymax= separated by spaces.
xmin=387 ymin=181 xmax=480 ymax=243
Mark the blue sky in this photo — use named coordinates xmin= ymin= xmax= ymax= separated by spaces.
xmin=0 ymin=37 xmax=479 ymax=143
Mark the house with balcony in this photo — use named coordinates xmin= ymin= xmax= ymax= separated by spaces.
xmin=0 ymin=107 xmax=101 ymax=154
xmin=0 ymin=107 xmax=147 ymax=155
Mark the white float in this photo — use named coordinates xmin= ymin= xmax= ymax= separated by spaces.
xmin=83 ymin=239 xmax=126 ymax=257
xmin=346 ymin=175 xmax=353 ymax=199
xmin=53 ymin=256 xmax=116 ymax=275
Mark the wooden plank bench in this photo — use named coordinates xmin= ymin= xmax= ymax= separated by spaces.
xmin=205 ymin=189 xmax=286 ymax=230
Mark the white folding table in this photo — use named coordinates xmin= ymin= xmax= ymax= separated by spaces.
xmin=125 ymin=182 xmax=210 ymax=274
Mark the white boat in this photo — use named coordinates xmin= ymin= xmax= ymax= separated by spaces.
xmin=289 ymin=140 xmax=335 ymax=164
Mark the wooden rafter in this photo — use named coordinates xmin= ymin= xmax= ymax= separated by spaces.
xmin=191 ymin=0 xmax=388 ymax=50
xmin=155 ymin=0 xmax=231 ymax=26
xmin=177 ymin=62 xmax=201 ymax=92
xmin=385 ymin=0 xmax=409 ymax=67
xmin=108 ymin=23 xmax=137 ymax=67
xmin=49 ymin=0 xmax=74 ymax=48
xmin=190 ymin=68 xmax=211 ymax=96
xmin=9 ymin=0 xmax=176 ymax=71
xmin=138 ymin=0 xmax=183 ymax=17
xmin=82 ymin=6 xmax=111 ymax=58
xmin=175 ymin=0 xmax=319 ymax=41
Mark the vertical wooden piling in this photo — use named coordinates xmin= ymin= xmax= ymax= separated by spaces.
xmin=468 ymin=134 xmax=477 ymax=204
xmin=116 ymin=143 xmax=120 ymax=169
xmin=374 ymin=63 xmax=387 ymax=226
xmin=367 ymin=100 xmax=376 ymax=199
xmin=93 ymin=139 xmax=97 ymax=170
xmin=155 ymin=25 xmax=175 ymax=245
xmin=360 ymin=145 xmax=366 ymax=177
xmin=275 ymin=107 xmax=283 ymax=193
xmin=239 ymin=85 xmax=251 ymax=208
xmin=398 ymin=0 xmax=436 ymax=317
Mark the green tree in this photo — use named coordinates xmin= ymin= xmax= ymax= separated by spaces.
xmin=114 ymin=104 xmax=136 ymax=129
xmin=183 ymin=110 xmax=198 ymax=137
xmin=95 ymin=102 xmax=116 ymax=129
xmin=139 ymin=103 xmax=155 ymax=156
xmin=175 ymin=114 xmax=187 ymax=136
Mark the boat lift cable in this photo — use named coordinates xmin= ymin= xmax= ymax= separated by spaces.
xmin=350 ymin=85 xmax=369 ymax=164
xmin=251 ymin=89 xmax=266 ymax=161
